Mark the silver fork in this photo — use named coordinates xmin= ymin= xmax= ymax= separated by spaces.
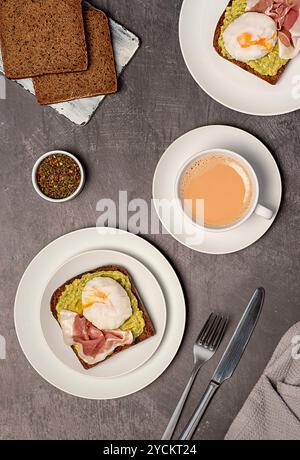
xmin=161 ymin=313 xmax=228 ymax=440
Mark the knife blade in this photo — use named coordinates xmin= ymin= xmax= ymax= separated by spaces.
xmin=179 ymin=287 xmax=265 ymax=440
xmin=212 ymin=287 xmax=265 ymax=384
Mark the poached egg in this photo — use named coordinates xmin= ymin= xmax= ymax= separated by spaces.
xmin=223 ymin=12 xmax=277 ymax=62
xmin=81 ymin=277 xmax=132 ymax=330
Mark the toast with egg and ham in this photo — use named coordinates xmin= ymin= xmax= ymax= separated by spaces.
xmin=50 ymin=265 xmax=155 ymax=370
xmin=213 ymin=0 xmax=290 ymax=85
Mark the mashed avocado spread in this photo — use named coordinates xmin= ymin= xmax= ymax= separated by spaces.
xmin=56 ymin=271 xmax=145 ymax=338
xmin=219 ymin=0 xmax=287 ymax=76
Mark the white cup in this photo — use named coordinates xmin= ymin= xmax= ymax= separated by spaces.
xmin=175 ymin=149 xmax=274 ymax=233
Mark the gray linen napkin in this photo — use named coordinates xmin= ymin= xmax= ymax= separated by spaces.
xmin=226 ymin=322 xmax=300 ymax=440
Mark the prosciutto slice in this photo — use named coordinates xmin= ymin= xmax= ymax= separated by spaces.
xmin=246 ymin=0 xmax=300 ymax=57
xmin=59 ymin=309 xmax=133 ymax=365
xmin=73 ymin=315 xmax=133 ymax=357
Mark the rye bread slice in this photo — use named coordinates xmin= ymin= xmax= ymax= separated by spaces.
xmin=33 ymin=7 xmax=117 ymax=105
xmin=50 ymin=265 xmax=155 ymax=370
xmin=0 ymin=0 xmax=88 ymax=79
xmin=213 ymin=1 xmax=290 ymax=85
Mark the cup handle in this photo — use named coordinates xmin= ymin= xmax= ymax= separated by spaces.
xmin=255 ymin=204 xmax=274 ymax=220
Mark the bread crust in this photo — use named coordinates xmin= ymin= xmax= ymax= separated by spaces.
xmin=50 ymin=265 xmax=155 ymax=370
xmin=213 ymin=1 xmax=290 ymax=85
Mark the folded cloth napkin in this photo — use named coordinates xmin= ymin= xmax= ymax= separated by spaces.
xmin=226 ymin=322 xmax=300 ymax=440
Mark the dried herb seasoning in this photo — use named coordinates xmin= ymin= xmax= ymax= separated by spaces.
xmin=36 ymin=154 xmax=81 ymax=200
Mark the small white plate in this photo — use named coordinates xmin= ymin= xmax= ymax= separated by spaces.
xmin=41 ymin=249 xmax=166 ymax=379
xmin=14 ymin=228 xmax=185 ymax=399
xmin=179 ymin=0 xmax=300 ymax=116
xmin=153 ymin=125 xmax=282 ymax=254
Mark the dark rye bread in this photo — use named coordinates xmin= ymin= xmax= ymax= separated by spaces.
xmin=213 ymin=1 xmax=290 ymax=85
xmin=50 ymin=265 xmax=155 ymax=370
xmin=0 ymin=0 xmax=88 ymax=79
xmin=33 ymin=7 xmax=117 ymax=105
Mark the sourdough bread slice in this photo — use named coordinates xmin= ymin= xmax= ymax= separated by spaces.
xmin=33 ymin=7 xmax=117 ymax=104
xmin=0 ymin=0 xmax=88 ymax=79
xmin=213 ymin=0 xmax=289 ymax=85
xmin=51 ymin=265 xmax=155 ymax=370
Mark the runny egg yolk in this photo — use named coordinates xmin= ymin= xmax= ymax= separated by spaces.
xmin=83 ymin=289 xmax=109 ymax=309
xmin=95 ymin=290 xmax=108 ymax=299
xmin=237 ymin=32 xmax=276 ymax=51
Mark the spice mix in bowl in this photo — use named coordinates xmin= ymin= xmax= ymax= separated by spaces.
xmin=32 ymin=151 xmax=85 ymax=202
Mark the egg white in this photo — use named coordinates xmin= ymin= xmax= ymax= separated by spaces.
xmin=59 ymin=309 xmax=77 ymax=345
xmin=223 ymin=12 xmax=277 ymax=63
xmin=82 ymin=277 xmax=133 ymax=330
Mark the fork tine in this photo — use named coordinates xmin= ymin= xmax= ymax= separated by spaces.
xmin=200 ymin=314 xmax=219 ymax=346
xmin=210 ymin=316 xmax=228 ymax=351
xmin=204 ymin=315 xmax=222 ymax=348
xmin=216 ymin=317 xmax=229 ymax=349
xmin=197 ymin=313 xmax=215 ymax=344
xmin=208 ymin=315 xmax=223 ymax=348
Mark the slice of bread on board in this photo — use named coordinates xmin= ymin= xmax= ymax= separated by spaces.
xmin=33 ymin=7 xmax=117 ymax=105
xmin=213 ymin=0 xmax=289 ymax=85
xmin=51 ymin=265 xmax=155 ymax=370
xmin=0 ymin=0 xmax=88 ymax=79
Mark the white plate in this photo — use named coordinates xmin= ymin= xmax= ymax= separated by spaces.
xmin=153 ymin=125 xmax=282 ymax=254
xmin=179 ymin=0 xmax=300 ymax=116
xmin=14 ymin=228 xmax=185 ymax=399
xmin=41 ymin=250 xmax=166 ymax=379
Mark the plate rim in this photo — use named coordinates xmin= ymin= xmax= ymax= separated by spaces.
xmin=152 ymin=124 xmax=282 ymax=255
xmin=14 ymin=227 xmax=186 ymax=399
xmin=179 ymin=0 xmax=300 ymax=116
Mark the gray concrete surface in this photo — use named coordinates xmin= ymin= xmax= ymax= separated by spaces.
xmin=0 ymin=0 xmax=299 ymax=440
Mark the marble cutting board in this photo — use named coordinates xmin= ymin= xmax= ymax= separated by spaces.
xmin=0 ymin=12 xmax=140 ymax=125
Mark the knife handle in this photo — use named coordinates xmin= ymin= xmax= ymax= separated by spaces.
xmin=179 ymin=381 xmax=219 ymax=440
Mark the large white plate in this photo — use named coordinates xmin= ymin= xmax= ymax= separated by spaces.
xmin=153 ymin=125 xmax=282 ymax=254
xmin=41 ymin=250 xmax=166 ymax=379
xmin=179 ymin=0 xmax=300 ymax=116
xmin=14 ymin=228 xmax=185 ymax=399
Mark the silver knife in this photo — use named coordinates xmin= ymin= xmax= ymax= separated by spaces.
xmin=179 ymin=287 xmax=265 ymax=440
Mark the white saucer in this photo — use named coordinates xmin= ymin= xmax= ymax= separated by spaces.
xmin=153 ymin=125 xmax=282 ymax=255
xmin=40 ymin=250 xmax=167 ymax=379
xmin=179 ymin=0 xmax=300 ymax=116
xmin=14 ymin=228 xmax=185 ymax=399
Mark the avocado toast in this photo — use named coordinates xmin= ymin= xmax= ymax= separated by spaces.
xmin=51 ymin=265 xmax=155 ymax=370
xmin=214 ymin=0 xmax=290 ymax=85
